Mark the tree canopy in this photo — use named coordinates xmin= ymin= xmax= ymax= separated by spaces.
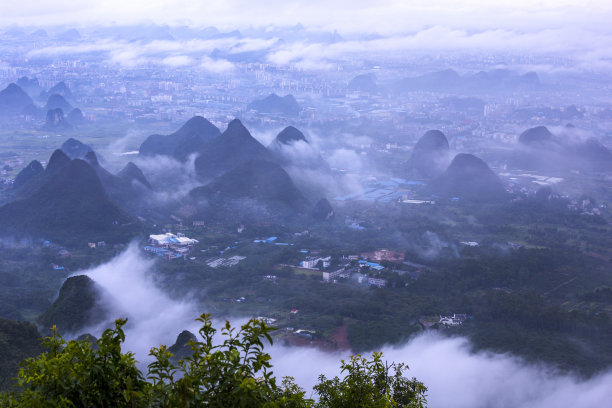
xmin=0 ymin=314 xmax=427 ymax=407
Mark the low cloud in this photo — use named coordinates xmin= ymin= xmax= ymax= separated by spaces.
xmin=72 ymin=245 xmax=612 ymax=407
xmin=266 ymin=26 xmax=612 ymax=70
xmin=271 ymin=333 xmax=612 ymax=408
xmin=200 ymin=56 xmax=235 ymax=73
xmin=409 ymin=231 xmax=458 ymax=261
xmin=162 ymin=55 xmax=195 ymax=67
xmin=548 ymin=125 xmax=595 ymax=145
xmin=327 ymin=148 xmax=363 ymax=172
xmin=79 ymin=244 xmax=200 ymax=359
xmin=133 ymin=153 xmax=203 ymax=206
xmin=26 ymin=36 xmax=262 ymax=70
xmin=17 ymin=15 xmax=612 ymax=72
xmin=103 ymin=128 xmax=147 ymax=160
xmin=250 ymin=127 xmax=365 ymax=198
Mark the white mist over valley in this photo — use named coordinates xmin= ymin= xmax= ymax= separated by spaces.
xmin=70 ymin=245 xmax=612 ymax=408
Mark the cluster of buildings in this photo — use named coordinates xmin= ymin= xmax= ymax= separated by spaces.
xmin=289 ymin=248 xmax=415 ymax=288
xmin=299 ymin=256 xmax=331 ymax=269
xmin=439 ymin=314 xmax=468 ymax=326
xmin=144 ymin=232 xmax=199 ymax=260
xmin=322 ymin=267 xmax=389 ymax=288
xmin=315 ymin=256 xmax=389 ymax=287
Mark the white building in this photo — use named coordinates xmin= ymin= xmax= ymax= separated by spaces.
xmin=149 ymin=232 xmax=199 ymax=247
xmin=300 ymin=256 xmax=331 ymax=269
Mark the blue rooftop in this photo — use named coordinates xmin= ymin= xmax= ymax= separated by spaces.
xmin=359 ymin=260 xmax=385 ymax=270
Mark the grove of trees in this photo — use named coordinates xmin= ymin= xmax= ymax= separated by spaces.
xmin=0 ymin=314 xmax=427 ymax=407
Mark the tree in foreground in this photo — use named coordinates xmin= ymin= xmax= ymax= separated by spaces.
xmin=314 ymin=353 xmax=428 ymax=408
xmin=0 ymin=314 xmax=427 ymax=407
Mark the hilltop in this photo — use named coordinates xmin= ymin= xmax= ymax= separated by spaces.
xmin=118 ymin=162 xmax=153 ymax=190
xmin=42 ymin=108 xmax=72 ymax=131
xmin=61 ymin=138 xmax=96 ymax=160
xmin=247 ymin=93 xmax=301 ymax=116
xmin=348 ymin=73 xmax=378 ymax=93
xmin=13 ymin=160 xmax=44 ymax=190
xmin=37 ymin=275 xmax=109 ymax=335
xmin=139 ymin=116 xmax=221 ymax=160
xmin=433 ymin=153 xmax=506 ymax=202
xmin=0 ymin=157 xmax=138 ymax=244
xmin=409 ymin=129 xmax=450 ymax=178
xmin=191 ymin=159 xmax=306 ymax=213
xmin=44 ymin=94 xmax=73 ymax=112
xmin=84 ymin=151 xmax=151 ymax=205
xmin=0 ymin=83 xmax=34 ymax=115
xmin=273 ymin=126 xmax=308 ymax=146
xmin=194 ymin=119 xmax=273 ymax=179
xmin=518 ymin=126 xmax=553 ymax=145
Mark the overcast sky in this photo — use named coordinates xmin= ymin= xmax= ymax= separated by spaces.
xmin=1 ymin=0 xmax=611 ymax=35
xmin=3 ymin=1 xmax=611 ymax=72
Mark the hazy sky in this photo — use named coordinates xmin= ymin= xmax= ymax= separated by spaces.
xmin=1 ymin=0 xmax=611 ymax=35
xmin=3 ymin=1 xmax=611 ymax=72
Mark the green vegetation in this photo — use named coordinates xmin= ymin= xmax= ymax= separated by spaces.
xmin=144 ymin=197 xmax=612 ymax=375
xmin=0 ymin=315 xmax=427 ymax=408
xmin=2 ymin=148 xmax=612 ymax=379
xmin=315 ymin=353 xmax=427 ymax=408
xmin=0 ymin=243 xmax=120 ymax=322
xmin=0 ymin=319 xmax=42 ymax=392
xmin=37 ymin=275 xmax=108 ymax=335
xmin=0 ymin=159 xmax=141 ymax=246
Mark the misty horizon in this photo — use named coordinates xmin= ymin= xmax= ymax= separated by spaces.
xmin=2 ymin=1 xmax=612 ymax=407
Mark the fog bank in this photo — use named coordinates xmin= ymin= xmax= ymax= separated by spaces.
xmin=79 ymin=244 xmax=203 ymax=360
xmin=76 ymin=245 xmax=612 ymax=407
xmin=271 ymin=335 xmax=612 ymax=408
